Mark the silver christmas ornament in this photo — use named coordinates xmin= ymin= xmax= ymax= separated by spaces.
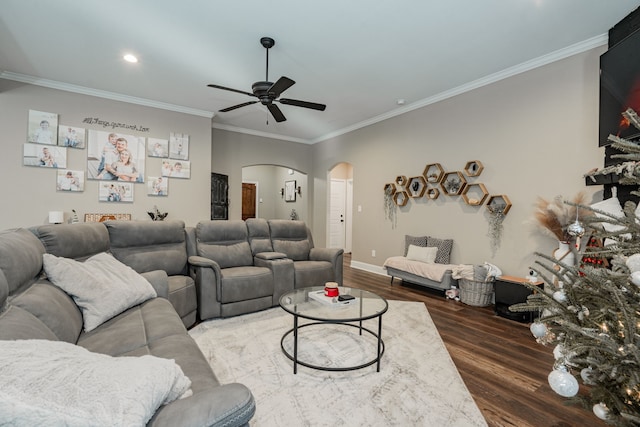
xmin=530 ymin=322 xmax=547 ymax=338
xmin=631 ymin=271 xmax=640 ymax=287
xmin=627 ymin=253 xmax=640 ymax=273
xmin=553 ymin=290 xmax=567 ymax=303
xmin=567 ymin=220 xmax=585 ymax=237
xmin=593 ymin=403 xmax=608 ymax=420
xmin=548 ymin=368 xmax=579 ymax=397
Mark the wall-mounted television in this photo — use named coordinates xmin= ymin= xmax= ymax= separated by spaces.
xmin=599 ymin=28 xmax=640 ymax=146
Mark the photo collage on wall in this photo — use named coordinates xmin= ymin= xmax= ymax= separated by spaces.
xmin=22 ymin=109 xmax=192 ymax=203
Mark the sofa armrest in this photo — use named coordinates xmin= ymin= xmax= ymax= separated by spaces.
xmin=140 ymin=270 xmax=170 ymax=299
xmin=310 ymin=247 xmax=344 ymax=285
xmin=149 ymin=383 xmax=255 ymax=427
xmin=254 ymin=256 xmax=294 ymax=304
xmin=188 ymin=255 xmax=222 ymax=320
xmin=254 ymin=251 xmax=287 ymax=260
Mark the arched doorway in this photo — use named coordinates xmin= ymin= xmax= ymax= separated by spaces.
xmin=241 ymin=165 xmax=308 ymax=221
xmin=328 ymin=162 xmax=353 ymax=253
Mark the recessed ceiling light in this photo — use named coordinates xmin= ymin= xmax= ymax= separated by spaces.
xmin=123 ymin=54 xmax=138 ymax=63
xmin=396 ymin=99 xmax=406 ymax=105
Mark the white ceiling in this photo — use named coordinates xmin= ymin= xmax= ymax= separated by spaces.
xmin=1 ymin=1 xmax=639 ymax=143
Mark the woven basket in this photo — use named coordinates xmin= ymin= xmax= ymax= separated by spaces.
xmin=459 ymin=278 xmax=494 ymax=307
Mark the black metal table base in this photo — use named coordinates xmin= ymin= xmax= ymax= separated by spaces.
xmin=280 ymin=317 xmax=385 ymax=374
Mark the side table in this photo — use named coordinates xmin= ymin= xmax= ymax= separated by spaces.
xmin=494 ymin=275 xmax=543 ymax=323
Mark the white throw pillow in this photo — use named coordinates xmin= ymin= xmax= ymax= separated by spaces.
xmin=406 ymin=245 xmax=438 ymax=264
xmin=0 ymin=339 xmax=191 ymax=427
xmin=43 ymin=252 xmax=157 ymax=332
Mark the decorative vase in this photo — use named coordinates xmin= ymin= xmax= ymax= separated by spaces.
xmin=551 ymin=241 xmax=575 ymax=288
xmin=553 ymin=241 xmax=575 ymax=267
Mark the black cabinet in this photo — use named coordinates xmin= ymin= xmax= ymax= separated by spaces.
xmin=494 ymin=276 xmax=543 ymax=323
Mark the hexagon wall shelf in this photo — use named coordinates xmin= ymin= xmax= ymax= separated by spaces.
xmin=464 ymin=160 xmax=484 ymax=177
xmin=426 ymin=187 xmax=440 ymax=200
xmin=423 ymin=163 xmax=444 ymax=184
xmin=393 ymin=190 xmax=409 ymax=206
xmin=486 ymin=194 xmax=512 ymax=215
xmin=461 ymin=183 xmax=489 ymax=206
xmin=407 ymin=176 xmax=427 ymax=198
xmin=395 ymin=175 xmax=408 ymax=187
xmin=440 ymin=171 xmax=467 ymax=196
xmin=383 ymin=182 xmax=397 ymax=196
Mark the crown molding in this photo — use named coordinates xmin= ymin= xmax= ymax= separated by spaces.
xmin=1 ymin=33 xmax=608 ymax=144
xmin=0 ymin=71 xmax=215 ymax=118
xmin=310 ymin=33 xmax=608 ymax=144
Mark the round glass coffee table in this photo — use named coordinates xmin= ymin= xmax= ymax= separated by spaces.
xmin=279 ymin=286 xmax=388 ymax=374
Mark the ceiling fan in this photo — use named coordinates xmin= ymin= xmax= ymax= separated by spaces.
xmin=208 ymin=37 xmax=326 ymax=123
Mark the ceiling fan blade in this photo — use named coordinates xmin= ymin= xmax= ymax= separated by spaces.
xmin=267 ymin=103 xmax=287 ymax=122
xmin=279 ymin=98 xmax=326 ymax=111
xmin=207 ymin=84 xmax=255 ymax=98
xmin=219 ymin=101 xmax=258 ymax=112
xmin=268 ymin=76 xmax=295 ymax=97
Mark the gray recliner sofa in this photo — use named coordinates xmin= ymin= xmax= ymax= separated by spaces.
xmin=192 ymin=218 xmax=343 ymax=321
xmin=0 ymin=224 xmax=255 ymax=426
xmin=267 ymin=219 xmax=344 ymax=288
xmin=190 ymin=219 xmax=294 ymax=320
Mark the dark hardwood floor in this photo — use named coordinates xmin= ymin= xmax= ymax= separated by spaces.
xmin=342 ymin=254 xmax=606 ymax=427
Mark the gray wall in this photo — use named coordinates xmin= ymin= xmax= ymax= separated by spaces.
xmin=1 ymin=45 xmax=608 ymax=279
xmin=242 ymin=165 xmax=308 ymax=220
xmin=0 ymin=80 xmax=212 ymax=228
xmin=212 ymin=129 xmax=313 ymax=222
xmin=312 ymin=47 xmax=605 ymax=277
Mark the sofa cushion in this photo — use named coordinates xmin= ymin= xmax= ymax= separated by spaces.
xmin=43 ymin=252 xmax=157 ymax=332
xmin=219 ymin=266 xmax=274 ymax=303
xmin=246 ymin=218 xmax=274 ymax=255
xmin=427 ymin=236 xmax=454 ymax=264
xmin=10 ymin=280 xmax=82 ymax=343
xmin=268 ymin=220 xmax=311 ymax=261
xmin=404 ymin=235 xmax=428 ymax=257
xmin=0 ymin=339 xmax=191 ymax=427
xmin=0 ymin=228 xmax=45 ymax=299
xmin=31 ymin=223 xmax=110 ymax=261
xmin=406 ymin=245 xmax=438 ymax=264
xmin=0 ymin=305 xmax=59 ymax=341
xmin=196 ymin=220 xmax=254 ymax=268
xmin=106 ymin=220 xmax=188 ymax=276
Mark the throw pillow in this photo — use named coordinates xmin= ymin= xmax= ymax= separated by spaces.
xmin=590 ymin=196 xmax=627 ymax=233
xmin=404 ymin=235 xmax=428 ymax=256
xmin=0 ymin=339 xmax=191 ymax=426
xmin=406 ymin=245 xmax=438 ymax=264
xmin=427 ymin=237 xmax=453 ymax=264
xmin=42 ymin=252 xmax=157 ymax=332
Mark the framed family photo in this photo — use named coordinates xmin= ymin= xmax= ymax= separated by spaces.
xmin=147 ymin=137 xmax=169 ymax=158
xmin=147 ymin=176 xmax=168 ymax=196
xmin=27 ymin=110 xmax=58 ymax=145
xmin=99 ymin=182 xmax=134 ymax=203
xmin=87 ymin=130 xmax=146 ymax=182
xmin=161 ymin=159 xmax=191 ymax=179
xmin=23 ymin=143 xmax=67 ymax=168
xmin=169 ymin=132 xmax=189 ymax=160
xmin=56 ymin=169 xmax=84 ymax=192
xmin=58 ymin=125 xmax=86 ymax=149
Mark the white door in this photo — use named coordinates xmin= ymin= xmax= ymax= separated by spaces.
xmin=329 ymin=179 xmax=346 ymax=249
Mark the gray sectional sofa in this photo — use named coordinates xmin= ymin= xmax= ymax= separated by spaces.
xmin=191 ymin=218 xmax=343 ymax=320
xmin=0 ymin=217 xmax=342 ymax=426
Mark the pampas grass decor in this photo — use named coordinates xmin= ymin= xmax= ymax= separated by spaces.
xmin=534 ymin=192 xmax=590 ymax=242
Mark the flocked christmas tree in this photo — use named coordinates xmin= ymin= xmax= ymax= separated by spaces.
xmin=512 ymin=108 xmax=640 ymax=426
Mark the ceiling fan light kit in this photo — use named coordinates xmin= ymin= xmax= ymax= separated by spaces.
xmin=208 ymin=37 xmax=326 ymax=123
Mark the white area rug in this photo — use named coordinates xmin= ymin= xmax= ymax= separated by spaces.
xmin=189 ymin=300 xmax=487 ymax=426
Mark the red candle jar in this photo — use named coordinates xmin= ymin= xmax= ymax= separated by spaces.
xmin=324 ymin=282 xmax=339 ymax=297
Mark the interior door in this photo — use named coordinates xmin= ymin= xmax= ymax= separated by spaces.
xmin=242 ymin=182 xmax=257 ymax=220
xmin=211 ymin=173 xmax=228 ymax=220
xmin=329 ymin=179 xmax=346 ymax=249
